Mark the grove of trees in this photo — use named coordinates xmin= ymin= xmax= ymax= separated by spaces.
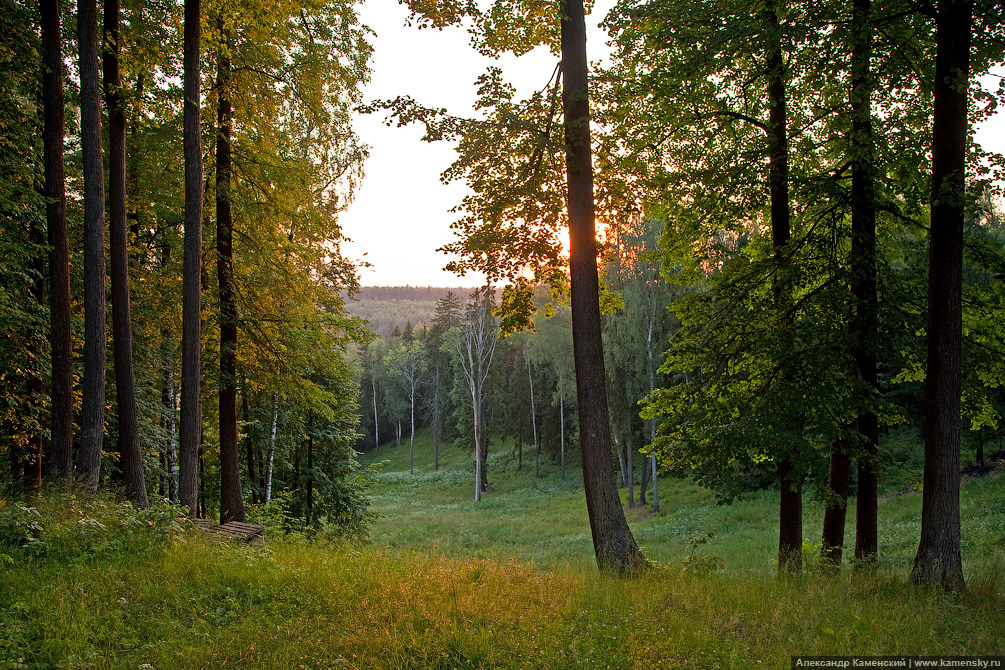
xmin=1 ymin=0 xmax=375 ymax=534
xmin=1 ymin=0 xmax=1003 ymax=589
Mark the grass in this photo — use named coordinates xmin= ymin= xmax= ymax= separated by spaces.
xmin=0 ymin=430 xmax=1002 ymax=668
xmin=358 ymin=429 xmax=1005 ymax=578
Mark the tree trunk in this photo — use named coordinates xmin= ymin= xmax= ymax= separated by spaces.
xmin=821 ymin=439 xmax=852 ymax=571
xmin=911 ymin=0 xmax=970 ymax=590
xmin=639 ymin=454 xmax=648 ymax=506
xmin=778 ymin=458 xmax=803 ymax=573
xmin=560 ymin=396 xmax=566 ymax=480
xmin=105 ymin=0 xmax=147 ymax=506
xmin=40 ymin=0 xmax=74 ymax=480
xmin=372 ymin=374 xmax=379 ymax=452
xmin=528 ymin=352 xmax=539 ymax=478
xmin=25 ymin=234 xmax=45 ymax=491
xmin=433 ymin=361 xmax=440 ymax=469
xmin=561 ymin=0 xmax=643 ymax=574
xmin=77 ymin=0 xmax=106 ymax=494
xmin=409 ymin=380 xmax=415 ymax=474
xmin=306 ymin=416 xmax=314 ymax=525
xmin=650 ymin=454 xmax=659 ymax=513
xmin=625 ymin=416 xmax=635 ymax=508
xmin=850 ymin=0 xmax=880 ymax=567
xmin=265 ymin=394 xmax=277 ymax=502
xmin=765 ymin=1 xmax=800 ymax=574
xmin=242 ymin=378 xmax=259 ymax=504
xmin=216 ymin=31 xmax=245 ymax=524
xmin=163 ymin=331 xmax=178 ymax=501
xmin=179 ymin=0 xmax=203 ymax=516
xmin=473 ymin=384 xmax=482 ymax=502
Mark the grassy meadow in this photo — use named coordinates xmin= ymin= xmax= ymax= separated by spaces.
xmin=1 ymin=429 xmax=1003 ymax=668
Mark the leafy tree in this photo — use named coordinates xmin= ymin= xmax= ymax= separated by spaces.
xmin=910 ymin=0 xmax=972 ymax=590
xmin=384 ymin=339 xmax=427 ymax=473
xmin=444 ymin=287 xmax=499 ymax=501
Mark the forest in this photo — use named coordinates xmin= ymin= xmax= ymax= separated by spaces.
xmin=1 ymin=0 xmax=1004 ymax=664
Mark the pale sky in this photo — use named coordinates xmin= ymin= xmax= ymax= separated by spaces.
xmin=339 ymin=1 xmax=1005 ymax=287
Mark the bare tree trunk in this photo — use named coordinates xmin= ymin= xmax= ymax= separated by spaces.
xmin=911 ymin=0 xmax=970 ymax=590
xmin=105 ymin=0 xmax=147 ymax=506
xmin=179 ymin=0 xmax=203 ymax=516
xmin=40 ymin=0 xmax=74 ymax=480
xmin=265 ymin=394 xmax=277 ymax=502
xmin=77 ymin=0 xmax=106 ymax=493
xmin=561 ymin=0 xmax=643 ymax=574
xmin=639 ymin=454 xmax=648 ymax=506
xmin=216 ymin=29 xmax=245 ymax=524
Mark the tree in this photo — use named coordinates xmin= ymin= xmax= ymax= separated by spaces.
xmin=179 ymin=0 xmax=203 ymax=515
xmin=445 ymin=287 xmax=499 ymax=501
xmin=910 ymin=0 xmax=972 ymax=590
xmin=215 ymin=14 xmax=244 ymax=524
xmin=77 ymin=0 xmax=107 ymax=493
xmin=40 ymin=0 xmax=73 ymax=480
xmin=384 ymin=339 xmax=427 ymax=474
xmin=105 ymin=0 xmax=147 ymax=506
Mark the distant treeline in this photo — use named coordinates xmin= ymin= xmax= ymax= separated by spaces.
xmin=350 ymin=286 xmax=477 ymax=302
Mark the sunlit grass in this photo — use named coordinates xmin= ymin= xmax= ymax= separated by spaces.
xmin=1 ymin=434 xmax=1002 ymax=668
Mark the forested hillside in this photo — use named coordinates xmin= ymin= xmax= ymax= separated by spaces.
xmin=1 ymin=0 xmax=1004 ymax=663
xmin=344 ymin=286 xmax=476 ymax=339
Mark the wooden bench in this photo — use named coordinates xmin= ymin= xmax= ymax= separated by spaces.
xmin=195 ymin=519 xmax=266 ymax=545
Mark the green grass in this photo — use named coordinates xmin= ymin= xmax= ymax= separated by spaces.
xmin=359 ymin=430 xmax=1005 ymax=578
xmin=0 ymin=432 xmax=1002 ymax=668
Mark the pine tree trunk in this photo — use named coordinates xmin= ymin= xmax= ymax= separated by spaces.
xmin=850 ymin=0 xmax=880 ymax=566
xmin=179 ymin=0 xmax=203 ymax=516
xmin=77 ymin=0 xmax=106 ymax=493
xmin=911 ymin=0 xmax=970 ymax=590
xmin=40 ymin=0 xmax=74 ymax=480
xmin=561 ymin=0 xmax=643 ymax=574
xmin=216 ymin=32 xmax=245 ymax=524
xmin=105 ymin=0 xmax=147 ymax=506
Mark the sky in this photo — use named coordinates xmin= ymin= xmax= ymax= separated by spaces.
xmin=337 ymin=0 xmax=1005 ymax=288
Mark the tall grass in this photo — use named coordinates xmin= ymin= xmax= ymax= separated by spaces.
xmin=1 ymin=431 xmax=1002 ymax=668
